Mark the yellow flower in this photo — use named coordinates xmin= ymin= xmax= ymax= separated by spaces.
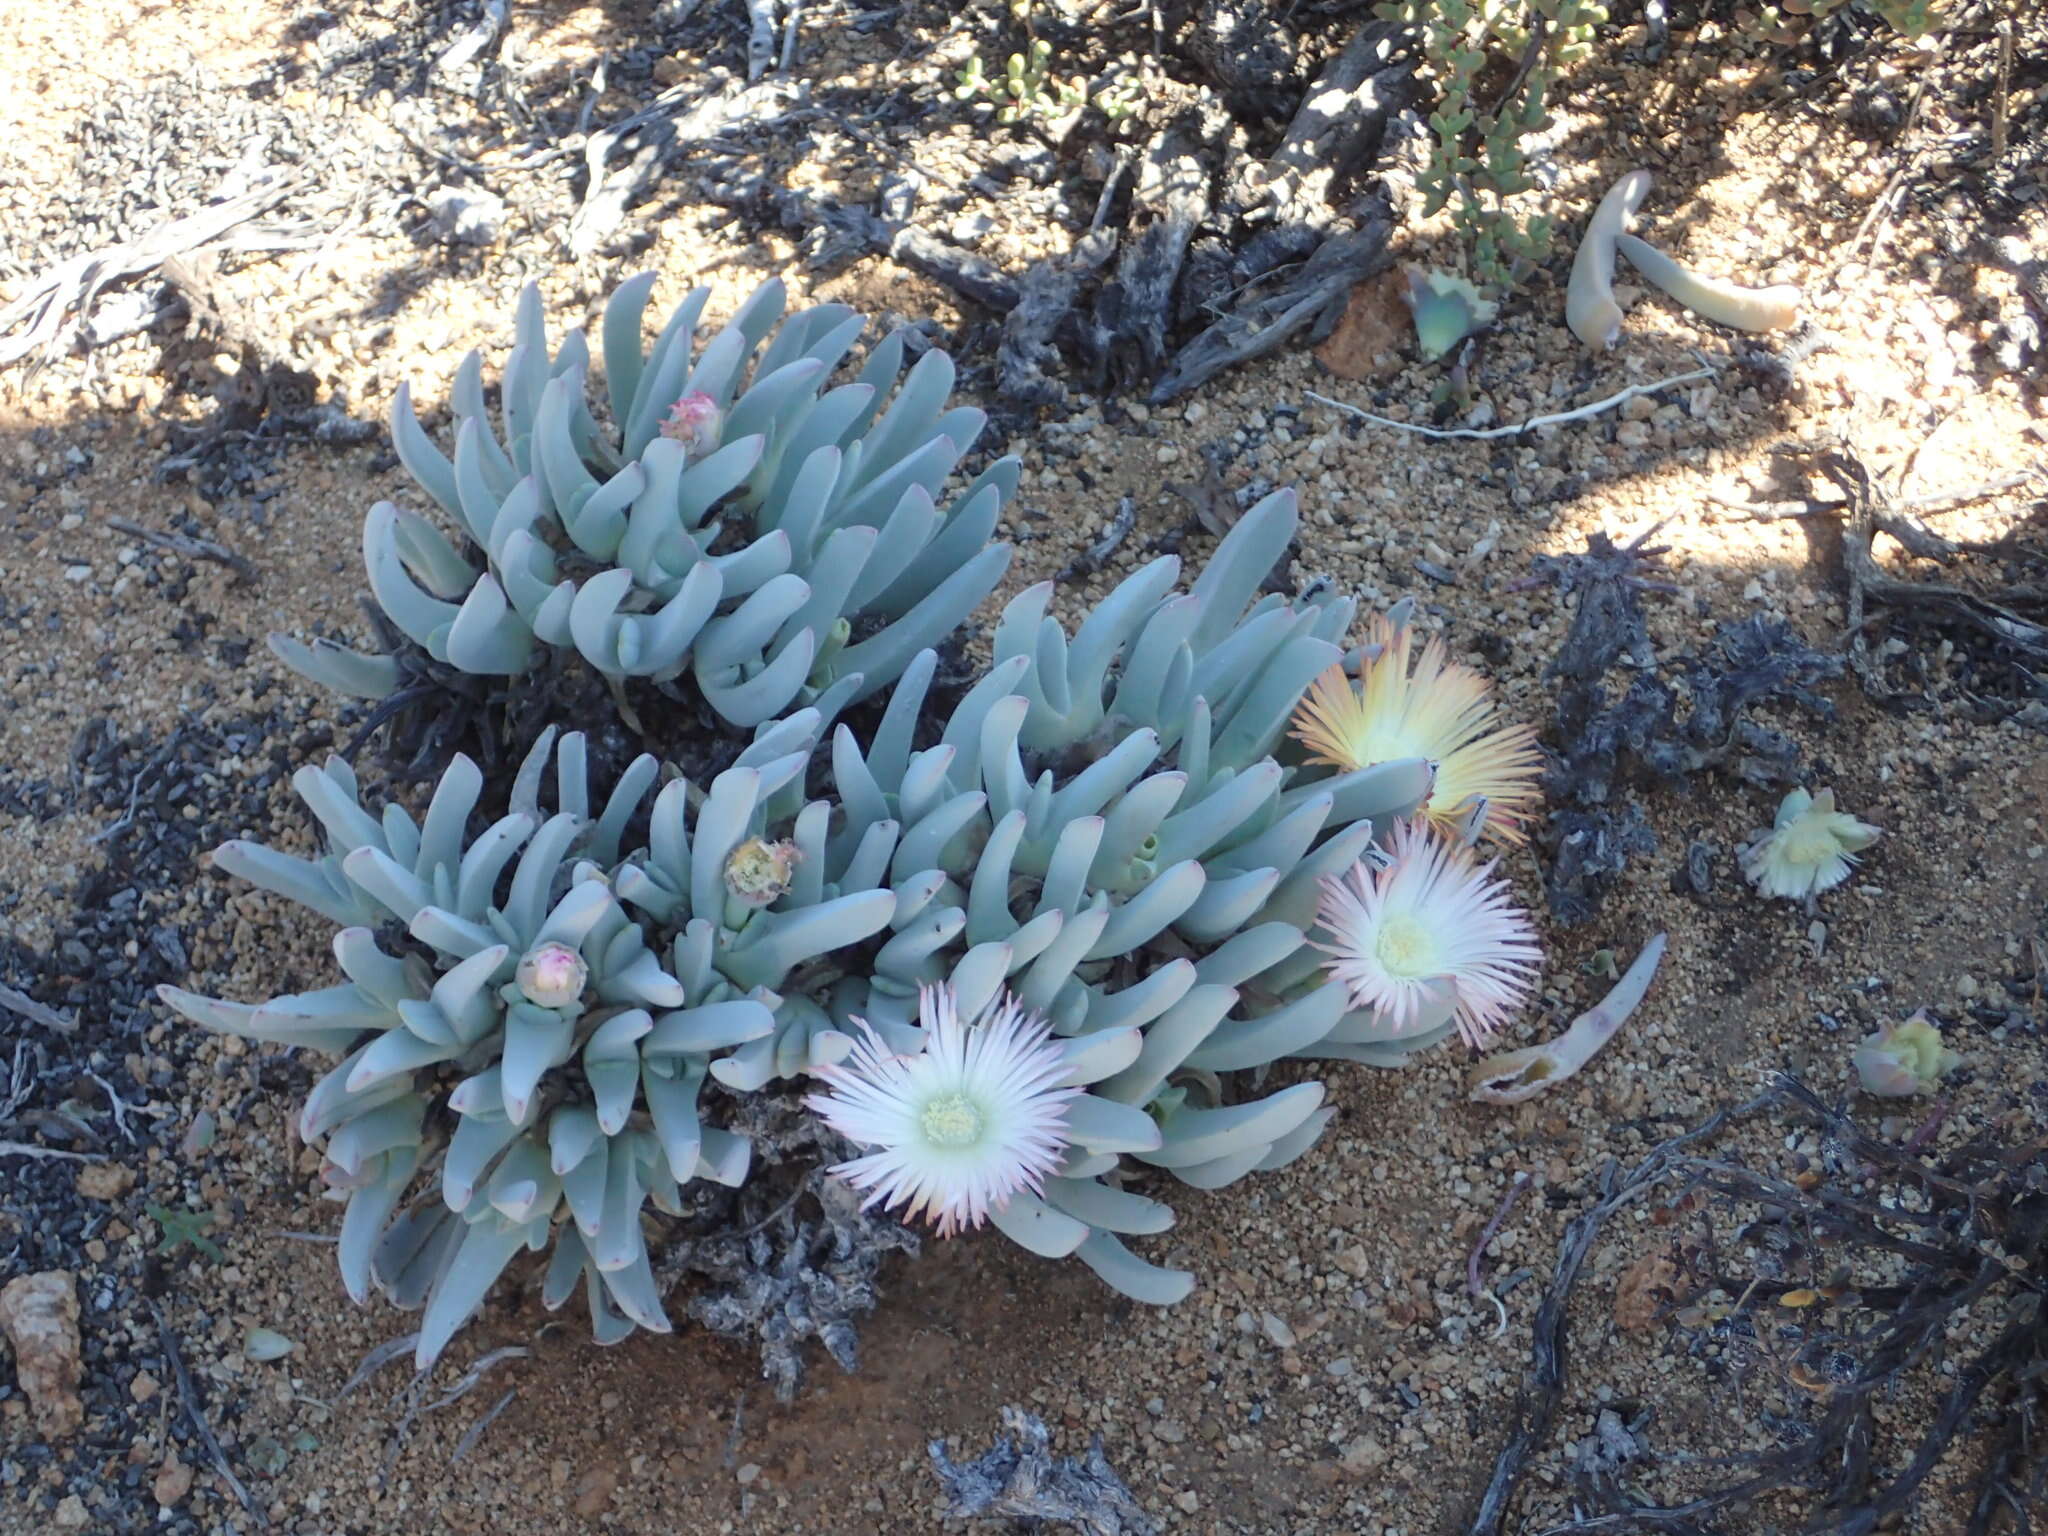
xmin=1289 ymin=614 xmax=1542 ymax=845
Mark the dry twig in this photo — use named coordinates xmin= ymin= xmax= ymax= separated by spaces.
xmin=1059 ymin=496 xmax=1138 ymax=582
xmin=1789 ymin=441 xmax=2048 ymax=705
xmin=150 ymin=1300 xmax=268 ymax=1531
xmin=0 ymin=171 xmax=301 ymax=368
xmin=0 ymin=982 xmax=77 ymax=1036
xmin=107 ymin=516 xmax=256 ymax=585
xmin=1469 ymin=1075 xmax=2048 ymax=1536
xmin=1307 ymin=368 xmax=1713 ymax=443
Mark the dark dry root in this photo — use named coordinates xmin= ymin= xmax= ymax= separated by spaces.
xmin=654 ymin=1093 xmax=919 ymax=1403
xmin=1469 ymin=1074 xmax=2048 ymax=1536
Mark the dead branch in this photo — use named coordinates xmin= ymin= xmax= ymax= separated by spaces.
xmin=1059 ymin=496 xmax=1138 ymax=582
xmin=0 ymin=982 xmax=78 ymax=1036
xmin=1151 ymin=204 xmax=1396 ymax=403
xmin=1468 ymin=1086 xmax=1775 ymax=1536
xmin=106 ymin=517 xmax=256 ymax=585
xmin=150 ymin=1300 xmax=268 ymax=1531
xmin=1090 ymin=128 xmax=1211 ymax=385
xmin=1468 ymin=1074 xmax=2048 ymax=1536
xmin=999 ymin=228 xmax=1118 ymax=407
xmin=0 ymin=170 xmax=301 ymax=369
xmin=1256 ymin=21 xmax=1410 ymax=225
xmin=1789 ymin=442 xmax=2048 ymax=704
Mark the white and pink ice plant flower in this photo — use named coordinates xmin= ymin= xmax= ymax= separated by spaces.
xmin=806 ymin=985 xmax=1079 ymax=1237
xmin=1312 ymin=818 xmax=1543 ymax=1049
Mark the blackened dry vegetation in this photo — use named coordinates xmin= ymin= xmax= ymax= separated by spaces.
xmin=1530 ymin=528 xmax=1844 ymax=922
xmin=0 ymin=705 xmax=330 ymax=1536
xmin=336 ymin=601 xmax=645 ymax=785
xmin=660 ymin=1098 xmax=920 ymax=1403
xmin=340 ymin=596 xmax=984 ymax=795
xmin=1792 ymin=444 xmax=2048 ymax=726
xmin=1469 ymin=1076 xmax=2048 ymax=1536
xmin=4 ymin=0 xmax=1423 ymax=420
xmin=930 ymin=1405 xmax=1158 ymax=1536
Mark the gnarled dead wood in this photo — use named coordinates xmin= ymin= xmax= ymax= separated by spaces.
xmin=1090 ymin=127 xmax=1211 ymax=386
xmin=0 ymin=170 xmax=301 ymax=369
xmin=999 ymin=227 xmax=1117 ymax=408
xmin=1149 ymin=197 xmax=1395 ymax=402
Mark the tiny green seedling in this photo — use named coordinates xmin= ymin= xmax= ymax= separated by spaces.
xmin=147 ymin=1203 xmax=223 ymax=1263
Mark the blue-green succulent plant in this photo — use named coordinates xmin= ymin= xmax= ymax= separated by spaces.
xmin=169 ymin=485 xmax=1472 ymax=1365
xmin=817 ymin=489 xmax=1460 ymax=1302
xmin=272 ymin=275 xmax=1016 ymax=731
xmin=162 ymin=716 xmax=903 ymax=1366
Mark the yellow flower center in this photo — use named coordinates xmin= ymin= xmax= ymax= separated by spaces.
xmin=1780 ymin=822 xmax=1839 ymax=867
xmin=921 ymin=1094 xmax=984 ymax=1147
xmin=1373 ymin=913 xmax=1438 ymax=979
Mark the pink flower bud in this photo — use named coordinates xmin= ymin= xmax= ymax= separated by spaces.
xmin=515 ymin=941 xmax=588 ymax=1009
xmin=1851 ymin=1012 xmax=1959 ymax=1098
xmin=658 ymin=391 xmax=723 ymax=457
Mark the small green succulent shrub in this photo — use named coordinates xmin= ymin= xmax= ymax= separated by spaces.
xmin=167 ymin=491 xmax=1512 ymax=1367
xmin=955 ymin=39 xmax=1089 ymax=125
xmin=164 ymin=716 xmax=871 ymax=1366
xmin=274 ymin=275 xmax=1016 ymax=762
xmin=1735 ymin=0 xmax=1943 ymax=44
xmin=1381 ymin=0 xmax=1607 ymax=297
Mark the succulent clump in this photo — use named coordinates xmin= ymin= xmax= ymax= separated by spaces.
xmin=1741 ymin=786 xmax=1880 ymax=900
xmin=270 ymin=273 xmax=1017 ymax=742
xmin=160 ymin=722 xmax=900 ymax=1367
xmin=1851 ymin=1012 xmax=1961 ymax=1098
xmin=165 ymin=465 xmax=1546 ymax=1369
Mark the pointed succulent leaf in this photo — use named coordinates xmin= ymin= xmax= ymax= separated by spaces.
xmin=1043 ymin=1178 xmax=1174 ymax=1235
xmin=1140 ymin=1082 xmax=1327 ymax=1170
xmin=416 ymin=1213 xmax=535 ymax=1368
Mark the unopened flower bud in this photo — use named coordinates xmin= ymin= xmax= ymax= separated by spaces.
xmin=516 ymin=941 xmax=588 ymax=1009
xmin=724 ymin=837 xmax=800 ymax=910
xmin=658 ymin=391 xmax=723 ymax=457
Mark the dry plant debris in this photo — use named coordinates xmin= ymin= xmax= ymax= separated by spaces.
xmin=930 ymin=1405 xmax=1158 ymax=1535
xmin=1469 ymin=1074 xmax=2048 ymax=1536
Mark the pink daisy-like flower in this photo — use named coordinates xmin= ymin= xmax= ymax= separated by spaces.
xmin=805 ymin=984 xmax=1078 ymax=1237
xmin=1312 ymin=818 xmax=1542 ymax=1048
